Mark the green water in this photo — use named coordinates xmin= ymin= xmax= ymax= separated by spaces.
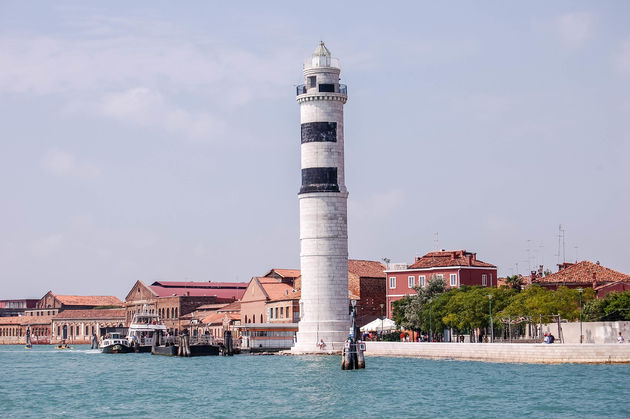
xmin=0 ymin=345 xmax=628 ymax=418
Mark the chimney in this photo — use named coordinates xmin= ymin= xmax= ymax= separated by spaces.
xmin=596 ymin=261 xmax=600 ymax=265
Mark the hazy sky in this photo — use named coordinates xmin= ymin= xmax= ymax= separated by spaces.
xmin=1 ymin=1 xmax=629 ymax=299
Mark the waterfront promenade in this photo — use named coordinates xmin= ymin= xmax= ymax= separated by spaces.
xmin=365 ymin=341 xmax=630 ymax=364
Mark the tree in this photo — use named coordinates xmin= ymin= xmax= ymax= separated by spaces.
xmin=504 ymin=275 xmax=524 ymax=292
xmin=403 ymin=276 xmax=447 ymax=331
xmin=602 ymin=291 xmax=630 ymax=321
xmin=392 ymin=296 xmax=413 ymax=329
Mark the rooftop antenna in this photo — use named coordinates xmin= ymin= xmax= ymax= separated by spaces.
xmin=434 ymin=232 xmax=439 ymax=251
xmin=574 ymin=246 xmax=578 ymax=262
xmin=562 ymin=226 xmax=566 ymax=263
xmin=556 ymin=224 xmax=565 ymax=265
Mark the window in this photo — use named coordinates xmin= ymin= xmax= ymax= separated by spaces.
xmin=389 ymin=276 xmax=396 ymax=289
xmin=482 ymin=274 xmax=487 ymax=286
xmin=280 ymin=307 xmax=284 ymax=317
xmin=275 ymin=307 xmax=279 ymax=318
xmin=408 ymin=276 xmax=415 ymax=288
xmin=436 ymin=274 xmax=444 ymax=281
xmin=308 ymin=76 xmax=316 ymax=88
xmin=450 ymin=274 xmax=457 ymax=287
xmin=419 ymin=275 xmax=426 ymax=287
xmin=318 ymin=83 xmax=335 ymax=92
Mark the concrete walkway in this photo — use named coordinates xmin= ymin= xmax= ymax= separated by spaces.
xmin=365 ymin=342 xmax=630 ymax=364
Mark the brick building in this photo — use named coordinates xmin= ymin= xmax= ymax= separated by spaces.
xmin=0 ymin=299 xmax=38 ymax=317
xmin=125 ymin=280 xmax=247 ymax=335
xmin=532 ymin=260 xmax=630 ymax=297
xmin=33 ymin=291 xmax=123 ymax=313
xmin=0 ymin=315 xmax=53 ymax=345
xmin=0 ymin=292 xmax=124 ymax=345
xmin=385 ymin=250 xmax=497 ymax=318
xmin=51 ymin=308 xmax=126 ymax=344
xmin=238 ymin=260 xmax=386 ymax=351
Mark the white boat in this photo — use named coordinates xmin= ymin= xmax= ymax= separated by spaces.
xmin=100 ymin=332 xmax=132 ymax=354
xmin=126 ymin=307 xmax=167 ymax=353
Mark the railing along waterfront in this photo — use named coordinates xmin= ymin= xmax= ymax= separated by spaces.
xmin=296 ymin=84 xmax=347 ymax=96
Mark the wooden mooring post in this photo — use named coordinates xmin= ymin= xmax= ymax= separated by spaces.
xmin=341 ymin=301 xmax=366 ymax=370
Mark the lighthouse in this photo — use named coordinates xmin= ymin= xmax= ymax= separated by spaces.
xmin=293 ymin=42 xmax=350 ymax=352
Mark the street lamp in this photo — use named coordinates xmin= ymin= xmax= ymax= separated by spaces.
xmin=488 ymin=294 xmax=494 ymax=343
xmin=428 ymin=299 xmax=432 ymax=342
xmin=577 ymin=288 xmax=583 ymax=344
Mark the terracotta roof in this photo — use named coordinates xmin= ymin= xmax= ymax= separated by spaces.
xmin=224 ymin=312 xmax=240 ymax=321
xmin=53 ymin=309 xmax=126 ymax=320
xmin=195 ymin=304 xmax=229 ymax=310
xmin=407 ymin=250 xmax=496 ymax=269
xmin=269 ymin=290 xmax=301 ymax=302
xmin=201 ymin=312 xmax=224 ymax=325
xmin=348 ymin=260 xmax=386 ymax=278
xmin=151 ymin=281 xmax=248 ymax=289
xmin=0 ymin=315 xmax=54 ymax=325
xmin=264 ymin=269 xmax=301 ymax=279
xmin=267 ymin=289 xmax=359 ymax=302
xmin=259 ymin=280 xmax=295 ymax=300
xmin=534 ymin=261 xmax=630 ymax=286
xmin=594 ymin=280 xmax=630 ymax=291
xmin=218 ymin=301 xmax=241 ymax=312
xmin=149 ymin=286 xmax=245 ymax=300
xmin=55 ymin=295 xmax=123 ymax=307
xmin=257 ymin=277 xmax=283 ymax=284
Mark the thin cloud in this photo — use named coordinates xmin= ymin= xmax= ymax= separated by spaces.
xmin=613 ymin=37 xmax=630 ymax=74
xmin=557 ymin=12 xmax=595 ymax=46
xmin=97 ymin=87 xmax=225 ymax=142
xmin=42 ymin=149 xmax=100 ymax=178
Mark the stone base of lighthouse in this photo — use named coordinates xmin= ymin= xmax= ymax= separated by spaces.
xmin=291 ymin=320 xmax=351 ymax=354
xmin=291 ymin=192 xmax=351 ymax=354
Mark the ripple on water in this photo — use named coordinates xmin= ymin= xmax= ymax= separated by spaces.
xmin=0 ymin=345 xmax=628 ymax=418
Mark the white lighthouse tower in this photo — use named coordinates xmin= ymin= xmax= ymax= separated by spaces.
xmin=293 ymin=42 xmax=350 ymax=352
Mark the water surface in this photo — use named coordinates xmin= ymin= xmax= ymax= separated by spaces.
xmin=0 ymin=345 xmax=627 ymax=418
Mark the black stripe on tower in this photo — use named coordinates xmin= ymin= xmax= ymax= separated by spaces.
xmin=301 ymin=122 xmax=337 ymax=144
xmin=299 ymin=167 xmax=339 ymax=194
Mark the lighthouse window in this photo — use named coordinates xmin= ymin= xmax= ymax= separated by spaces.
xmin=308 ymin=76 xmax=316 ymax=88
xmin=318 ymin=83 xmax=335 ymax=92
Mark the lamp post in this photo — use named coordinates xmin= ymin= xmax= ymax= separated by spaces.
xmin=379 ymin=303 xmax=384 ymax=338
xmin=578 ymin=288 xmax=584 ymax=344
xmin=488 ymin=294 xmax=493 ymax=343
xmin=428 ymin=299 xmax=432 ymax=342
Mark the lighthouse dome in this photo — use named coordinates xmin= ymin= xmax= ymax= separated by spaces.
xmin=309 ymin=41 xmax=335 ymax=68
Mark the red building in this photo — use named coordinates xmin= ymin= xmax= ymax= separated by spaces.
xmin=385 ymin=250 xmax=497 ymax=318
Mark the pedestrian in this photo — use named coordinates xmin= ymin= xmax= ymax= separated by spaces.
xmin=618 ymin=332 xmax=625 ymax=343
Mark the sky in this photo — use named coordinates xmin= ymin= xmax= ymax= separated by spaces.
xmin=1 ymin=1 xmax=629 ymax=299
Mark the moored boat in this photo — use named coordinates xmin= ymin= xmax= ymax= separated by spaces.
xmin=126 ymin=307 xmax=167 ymax=353
xmin=100 ymin=333 xmax=132 ymax=354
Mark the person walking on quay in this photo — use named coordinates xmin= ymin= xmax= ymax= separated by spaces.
xmin=618 ymin=332 xmax=625 ymax=343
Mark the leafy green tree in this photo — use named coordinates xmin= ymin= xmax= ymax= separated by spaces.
xmin=392 ymin=295 xmax=413 ymax=329
xmin=403 ymin=276 xmax=447 ymax=331
xmin=602 ymin=291 xmax=630 ymax=321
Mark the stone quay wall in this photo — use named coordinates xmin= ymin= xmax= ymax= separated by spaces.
xmin=364 ymin=342 xmax=630 ymax=364
xmin=540 ymin=321 xmax=630 ymax=344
